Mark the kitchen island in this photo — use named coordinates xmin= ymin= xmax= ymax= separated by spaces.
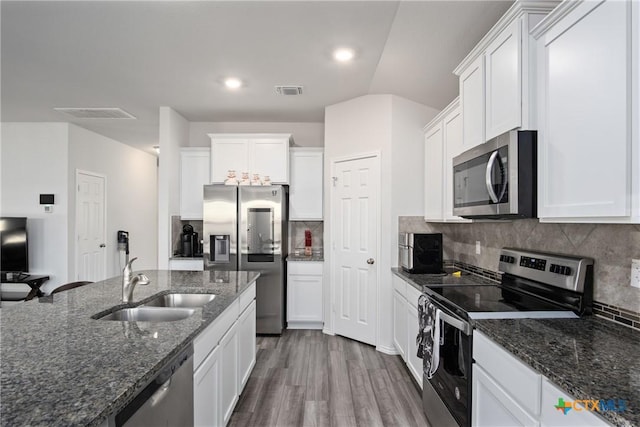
xmin=0 ymin=270 xmax=259 ymax=427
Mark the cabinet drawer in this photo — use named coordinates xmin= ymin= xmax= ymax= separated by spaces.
xmin=392 ymin=275 xmax=407 ymax=298
xmin=474 ymin=331 xmax=541 ymax=415
xmin=194 ymin=300 xmax=239 ymax=370
xmin=287 ymin=261 xmax=323 ymax=275
xmin=240 ymin=281 xmax=256 ymax=313
xmin=406 ymin=282 xmax=422 ymax=307
xmin=540 ymin=378 xmax=611 ymax=427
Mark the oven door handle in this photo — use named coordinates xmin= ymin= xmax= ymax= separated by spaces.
xmin=438 ymin=309 xmax=472 ymax=336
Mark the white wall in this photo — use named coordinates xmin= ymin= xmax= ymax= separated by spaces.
xmin=189 ymin=121 xmax=324 ymax=147
xmin=68 ymin=124 xmax=158 ymax=280
xmin=1 ymin=123 xmax=70 ymax=291
xmin=324 ymin=94 xmax=438 ymax=352
xmin=158 ymin=107 xmax=189 ymax=268
xmin=383 ymin=95 xmax=439 ymax=348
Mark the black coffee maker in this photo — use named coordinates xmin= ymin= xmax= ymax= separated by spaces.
xmin=181 ymin=224 xmax=198 ymax=257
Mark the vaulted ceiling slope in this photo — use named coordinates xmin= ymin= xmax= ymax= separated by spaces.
xmin=1 ymin=1 xmax=512 ymax=150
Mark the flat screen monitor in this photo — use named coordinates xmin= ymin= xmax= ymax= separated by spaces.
xmin=0 ymin=217 xmax=29 ymax=273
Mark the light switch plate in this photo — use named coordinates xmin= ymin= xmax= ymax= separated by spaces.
xmin=475 ymin=241 xmax=481 ymax=255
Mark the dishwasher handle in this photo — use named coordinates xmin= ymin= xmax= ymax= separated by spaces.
xmin=149 ymin=377 xmax=172 ymax=407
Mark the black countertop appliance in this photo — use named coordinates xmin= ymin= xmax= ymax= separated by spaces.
xmin=181 ymin=224 xmax=198 ymax=257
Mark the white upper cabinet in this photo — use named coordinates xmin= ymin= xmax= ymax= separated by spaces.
xmin=423 ymin=98 xmax=472 ymax=223
xmin=209 ymin=133 xmax=291 ymax=184
xmin=485 ymin=18 xmax=521 ymax=140
xmin=533 ymin=0 xmax=637 ymax=222
xmin=442 ymin=101 xmax=471 ymax=222
xmin=251 ymin=138 xmax=290 ymax=183
xmin=460 ymin=55 xmax=485 ymax=150
xmin=289 ymin=148 xmax=323 ymax=220
xmin=424 ymin=121 xmax=444 ymax=221
xmin=455 ymin=1 xmax=558 ymax=148
xmin=180 ymin=148 xmax=211 ymax=220
xmin=210 ymin=137 xmax=250 ymax=183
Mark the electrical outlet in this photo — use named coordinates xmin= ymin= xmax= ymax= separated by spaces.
xmin=631 ymin=259 xmax=640 ymax=288
xmin=475 ymin=241 xmax=481 ymax=255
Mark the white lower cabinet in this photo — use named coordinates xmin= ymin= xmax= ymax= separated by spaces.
xmin=392 ymin=289 xmax=407 ymax=361
xmin=473 ymin=331 xmax=612 ymax=427
xmin=286 ymin=261 xmax=323 ymax=329
xmin=220 ymin=322 xmax=239 ymax=426
xmin=193 ymin=281 xmax=256 ymax=426
xmin=238 ymin=300 xmax=256 ymax=392
xmin=540 ymin=379 xmax=610 ymax=427
xmin=391 ymin=274 xmax=422 ymax=389
xmin=405 ymin=285 xmax=423 ymax=388
xmin=473 ymin=364 xmax=539 ymax=427
xmin=194 ymin=345 xmax=221 ymax=427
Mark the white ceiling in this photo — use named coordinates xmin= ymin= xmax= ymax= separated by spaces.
xmin=1 ymin=1 xmax=512 ymax=153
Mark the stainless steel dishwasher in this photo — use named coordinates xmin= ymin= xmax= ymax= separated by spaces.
xmin=115 ymin=345 xmax=194 ymax=427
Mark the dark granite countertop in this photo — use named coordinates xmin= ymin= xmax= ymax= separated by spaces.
xmin=391 ymin=267 xmax=498 ymax=292
xmin=0 ymin=270 xmax=259 ymax=427
xmin=287 ymin=254 xmax=324 ymax=262
xmin=475 ymin=317 xmax=640 ymax=427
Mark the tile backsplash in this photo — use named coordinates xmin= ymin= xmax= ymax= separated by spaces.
xmin=289 ymin=221 xmax=323 ymax=253
xmin=399 ymin=217 xmax=640 ymax=316
xmin=171 ymin=216 xmax=203 ymax=256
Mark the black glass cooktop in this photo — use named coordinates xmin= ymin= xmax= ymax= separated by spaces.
xmin=423 ymin=284 xmax=576 ymax=319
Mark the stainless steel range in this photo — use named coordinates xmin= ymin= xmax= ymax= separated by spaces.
xmin=421 ymin=248 xmax=594 ymax=427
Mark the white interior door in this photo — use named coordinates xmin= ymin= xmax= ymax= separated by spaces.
xmin=332 ymin=155 xmax=379 ymax=346
xmin=76 ymin=171 xmax=106 ymax=282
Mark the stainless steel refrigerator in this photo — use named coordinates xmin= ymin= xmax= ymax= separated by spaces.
xmin=203 ymin=185 xmax=288 ymax=334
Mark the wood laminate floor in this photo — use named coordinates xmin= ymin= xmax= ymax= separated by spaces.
xmin=229 ymin=330 xmax=429 ymax=427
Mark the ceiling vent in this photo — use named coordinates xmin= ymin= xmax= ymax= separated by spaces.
xmin=275 ymin=85 xmax=303 ymax=96
xmin=53 ymin=107 xmax=136 ymax=119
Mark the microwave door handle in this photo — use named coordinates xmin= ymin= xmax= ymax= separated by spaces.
xmin=485 ymin=150 xmax=500 ymax=203
xmin=438 ymin=310 xmax=472 ymax=336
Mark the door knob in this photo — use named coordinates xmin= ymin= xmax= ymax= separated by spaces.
xmin=367 ymin=258 xmax=375 ymax=265
xmin=99 ymin=243 xmax=106 ymax=248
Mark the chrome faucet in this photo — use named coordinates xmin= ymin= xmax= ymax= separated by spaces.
xmin=122 ymin=257 xmax=150 ymax=303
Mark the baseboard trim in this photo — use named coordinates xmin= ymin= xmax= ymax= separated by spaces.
xmin=322 ymin=328 xmax=335 ymax=336
xmin=376 ymin=344 xmax=399 ymax=355
xmin=287 ymin=321 xmax=324 ymax=330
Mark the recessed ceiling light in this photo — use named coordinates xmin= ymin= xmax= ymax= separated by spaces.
xmin=224 ymin=78 xmax=242 ymax=89
xmin=333 ymin=48 xmax=355 ymax=62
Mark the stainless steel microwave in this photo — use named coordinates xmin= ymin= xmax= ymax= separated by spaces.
xmin=452 ymin=130 xmax=536 ymax=219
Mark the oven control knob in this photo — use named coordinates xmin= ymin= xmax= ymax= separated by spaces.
xmin=455 ymin=387 xmax=461 ymax=400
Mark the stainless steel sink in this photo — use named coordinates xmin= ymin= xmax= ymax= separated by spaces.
xmin=142 ymin=293 xmax=216 ymax=308
xmin=97 ymin=306 xmax=195 ymax=322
